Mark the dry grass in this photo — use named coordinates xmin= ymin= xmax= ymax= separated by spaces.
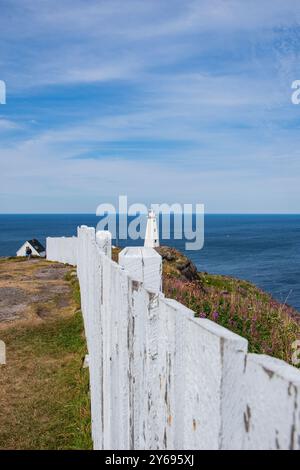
xmin=0 ymin=258 xmax=92 ymax=449
xmin=0 ymin=258 xmax=74 ymax=327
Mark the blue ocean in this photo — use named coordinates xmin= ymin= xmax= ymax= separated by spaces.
xmin=0 ymin=214 xmax=299 ymax=312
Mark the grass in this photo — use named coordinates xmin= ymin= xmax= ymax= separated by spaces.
xmin=0 ymin=260 xmax=92 ymax=450
xmin=1 ymin=247 xmax=298 ymax=449
xmin=159 ymin=246 xmax=300 ymax=367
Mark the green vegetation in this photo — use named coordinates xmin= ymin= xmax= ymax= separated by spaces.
xmin=1 ymin=246 xmax=298 ymax=450
xmin=159 ymin=246 xmax=300 ymax=366
xmin=0 ymin=260 xmax=92 ymax=450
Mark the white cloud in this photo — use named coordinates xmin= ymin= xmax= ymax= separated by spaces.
xmin=1 ymin=0 xmax=300 ymax=212
xmin=2 ymin=0 xmax=300 ymax=90
xmin=0 ymin=118 xmax=20 ymax=130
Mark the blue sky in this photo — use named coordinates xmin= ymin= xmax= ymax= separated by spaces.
xmin=1 ymin=0 xmax=300 ymax=213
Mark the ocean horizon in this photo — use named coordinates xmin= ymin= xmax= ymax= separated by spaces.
xmin=1 ymin=213 xmax=299 ymax=312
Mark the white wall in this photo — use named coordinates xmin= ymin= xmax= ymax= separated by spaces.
xmin=46 ymin=236 xmax=77 ymax=266
xmin=17 ymin=241 xmax=44 ymax=257
xmin=55 ymin=226 xmax=300 ymax=449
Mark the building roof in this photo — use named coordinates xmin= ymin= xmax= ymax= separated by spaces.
xmin=27 ymin=239 xmax=45 ymax=253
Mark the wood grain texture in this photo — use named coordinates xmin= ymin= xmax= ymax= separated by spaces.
xmin=47 ymin=227 xmax=300 ymax=450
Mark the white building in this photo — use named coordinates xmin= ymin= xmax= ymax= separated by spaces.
xmin=16 ymin=239 xmax=46 ymax=258
xmin=144 ymin=209 xmax=159 ymax=248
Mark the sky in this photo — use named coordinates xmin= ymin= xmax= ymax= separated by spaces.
xmin=1 ymin=0 xmax=300 ymax=213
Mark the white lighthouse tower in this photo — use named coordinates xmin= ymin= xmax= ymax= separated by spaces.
xmin=144 ymin=208 xmax=159 ymax=248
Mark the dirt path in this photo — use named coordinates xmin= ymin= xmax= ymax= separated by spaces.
xmin=0 ymin=257 xmax=91 ymax=449
xmin=0 ymin=258 xmax=74 ymax=326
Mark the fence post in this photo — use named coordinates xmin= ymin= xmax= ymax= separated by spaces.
xmin=96 ymin=230 xmax=112 ymax=258
xmin=118 ymin=247 xmax=162 ymax=292
xmin=0 ymin=340 xmax=6 ymax=365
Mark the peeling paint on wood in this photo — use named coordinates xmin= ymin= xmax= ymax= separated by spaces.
xmin=48 ymin=227 xmax=300 ymax=450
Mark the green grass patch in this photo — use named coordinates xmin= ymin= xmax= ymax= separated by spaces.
xmin=0 ymin=266 xmax=92 ymax=450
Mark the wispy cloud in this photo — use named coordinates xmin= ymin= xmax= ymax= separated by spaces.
xmin=0 ymin=118 xmax=20 ymax=130
xmin=0 ymin=0 xmax=300 ymax=212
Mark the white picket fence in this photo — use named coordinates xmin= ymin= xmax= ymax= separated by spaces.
xmin=47 ymin=226 xmax=300 ymax=450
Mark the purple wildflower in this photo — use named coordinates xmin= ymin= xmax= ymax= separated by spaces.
xmin=212 ymin=311 xmax=219 ymax=321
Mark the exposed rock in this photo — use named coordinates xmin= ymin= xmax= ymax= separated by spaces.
xmin=156 ymin=246 xmax=199 ymax=281
xmin=0 ymin=258 xmax=75 ymax=325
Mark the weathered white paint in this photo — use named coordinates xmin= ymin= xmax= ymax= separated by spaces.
xmin=119 ymin=247 xmax=162 ymax=292
xmin=51 ymin=226 xmax=300 ymax=450
xmin=179 ymin=314 xmax=248 ymax=449
xmin=96 ymin=230 xmax=112 ymax=258
xmin=144 ymin=209 xmax=159 ymax=248
xmin=17 ymin=241 xmax=45 ymax=257
xmin=46 ymin=236 xmax=77 ymax=266
xmin=0 ymin=340 xmax=5 ymax=364
xmin=242 ymin=354 xmax=300 ymax=450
